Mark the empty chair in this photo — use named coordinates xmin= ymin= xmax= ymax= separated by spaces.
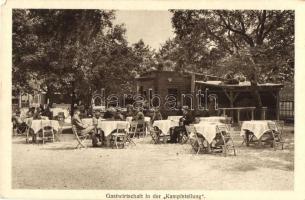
xmin=38 ymin=120 xmax=55 ymax=144
xmin=267 ymin=121 xmax=284 ymax=150
xmin=135 ymin=120 xmax=146 ymax=138
xmin=215 ymin=124 xmax=236 ymax=156
xmin=186 ymin=125 xmax=206 ymax=155
xmin=148 ymin=124 xmax=168 ymax=144
xmin=111 ymin=123 xmax=129 ymax=149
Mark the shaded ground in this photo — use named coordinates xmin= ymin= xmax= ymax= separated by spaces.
xmin=12 ymin=127 xmax=294 ymax=190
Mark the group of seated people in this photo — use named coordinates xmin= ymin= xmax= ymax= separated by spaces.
xmin=12 ymin=104 xmax=54 ymax=134
xmin=166 ymin=107 xmax=215 ymax=143
xmin=71 ymin=106 xmax=161 ymax=147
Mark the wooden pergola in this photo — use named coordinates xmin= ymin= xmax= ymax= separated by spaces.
xmin=193 ymin=79 xmax=284 ymax=121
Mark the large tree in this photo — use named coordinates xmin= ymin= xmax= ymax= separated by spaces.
xmin=170 ymin=10 xmax=294 ymax=107
xmin=13 ymin=9 xmax=148 ymax=108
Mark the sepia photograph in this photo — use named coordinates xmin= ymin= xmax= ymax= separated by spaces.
xmin=9 ymin=8 xmax=296 ymax=191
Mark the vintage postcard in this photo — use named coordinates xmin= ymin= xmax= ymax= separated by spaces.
xmin=0 ymin=0 xmax=305 ymax=199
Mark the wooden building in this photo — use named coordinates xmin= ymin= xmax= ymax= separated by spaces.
xmin=136 ymin=70 xmax=284 ymax=122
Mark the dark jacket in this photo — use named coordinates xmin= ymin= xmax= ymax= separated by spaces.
xmin=72 ymin=115 xmax=86 ymax=130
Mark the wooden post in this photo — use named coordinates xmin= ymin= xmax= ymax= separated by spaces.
xmin=261 ymin=107 xmax=267 ymax=120
xmin=251 ymin=108 xmax=254 ymax=120
xmin=191 ymin=73 xmax=196 ymax=94
xmin=237 ymin=109 xmax=240 ymax=123
xmin=276 ymin=90 xmax=280 ymax=121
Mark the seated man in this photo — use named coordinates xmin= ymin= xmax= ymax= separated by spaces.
xmin=92 ymin=110 xmax=105 ymax=147
xmin=12 ymin=111 xmax=28 ymax=135
xmin=72 ymin=109 xmax=95 ymax=137
xmin=169 ymin=107 xmax=194 ymax=143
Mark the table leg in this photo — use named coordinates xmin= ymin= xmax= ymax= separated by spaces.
xmin=245 ymin=131 xmax=250 ymax=146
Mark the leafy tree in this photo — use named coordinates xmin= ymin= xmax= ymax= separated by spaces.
xmin=170 ymin=10 xmax=294 ymax=107
xmin=13 ymin=9 xmax=147 ymax=109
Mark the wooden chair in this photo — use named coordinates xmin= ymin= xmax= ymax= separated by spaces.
xmin=267 ymin=121 xmax=284 ymax=150
xmin=126 ymin=121 xmax=137 ymax=146
xmin=148 ymin=125 xmax=168 ymax=144
xmin=72 ymin=125 xmax=89 ymax=149
xmin=136 ymin=120 xmax=146 ymax=138
xmin=185 ymin=125 xmax=206 ymax=155
xmin=179 ymin=130 xmax=190 ymax=144
xmin=38 ymin=120 xmax=55 ymax=144
xmin=111 ymin=123 xmax=129 ymax=149
xmin=215 ymin=124 xmax=237 ymax=156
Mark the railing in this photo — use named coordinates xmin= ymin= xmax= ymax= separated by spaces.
xmin=279 ymin=101 xmax=294 ymax=120
xmin=218 ymin=107 xmax=268 ymax=123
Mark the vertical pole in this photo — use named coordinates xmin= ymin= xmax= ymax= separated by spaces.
xmin=276 ymin=90 xmax=280 ymax=121
xmin=251 ymin=108 xmax=254 ymax=120
xmin=237 ymin=109 xmax=240 ymax=124
xmin=191 ymin=73 xmax=195 ymax=94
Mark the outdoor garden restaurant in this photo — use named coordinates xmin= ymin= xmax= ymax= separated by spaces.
xmin=13 ymin=71 xmax=285 ymax=155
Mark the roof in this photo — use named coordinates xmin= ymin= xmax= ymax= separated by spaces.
xmin=195 ymin=80 xmax=284 ymax=91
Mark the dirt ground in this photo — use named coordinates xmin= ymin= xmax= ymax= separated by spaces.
xmin=12 ymin=127 xmax=294 ymax=190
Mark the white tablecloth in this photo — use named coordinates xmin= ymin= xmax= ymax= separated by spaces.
xmin=153 ymin=120 xmax=179 ymax=135
xmin=81 ymin=118 xmax=105 ymax=126
xmin=126 ymin=116 xmax=151 ymax=123
xmin=51 ymin=108 xmax=70 ymax=118
xmin=194 ymin=122 xmax=225 ymax=144
xmin=97 ymin=121 xmax=130 ymax=136
xmin=240 ymin=120 xmax=277 ymax=139
xmin=27 ymin=119 xmax=59 ymax=134
xmin=199 ymin=116 xmax=227 ymax=123
xmin=167 ymin=116 xmax=183 ymax=122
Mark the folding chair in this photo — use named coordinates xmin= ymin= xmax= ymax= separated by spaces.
xmin=38 ymin=120 xmax=55 ymax=144
xmin=267 ymin=121 xmax=284 ymax=150
xmin=148 ymin=124 xmax=168 ymax=144
xmin=215 ymin=124 xmax=237 ymax=156
xmin=185 ymin=125 xmax=206 ymax=155
xmin=136 ymin=120 xmax=146 ymax=138
xmin=72 ymin=125 xmax=89 ymax=149
xmin=111 ymin=123 xmax=129 ymax=149
xmin=179 ymin=127 xmax=190 ymax=144
xmin=125 ymin=121 xmax=137 ymax=146
xmin=148 ymin=125 xmax=160 ymax=144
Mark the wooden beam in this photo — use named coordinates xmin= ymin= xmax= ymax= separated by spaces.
xmin=223 ymin=89 xmax=239 ymax=107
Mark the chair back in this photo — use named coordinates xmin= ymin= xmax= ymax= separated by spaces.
xmin=267 ymin=121 xmax=277 ymax=131
xmin=117 ymin=122 xmax=129 ymax=132
xmin=216 ymin=124 xmax=228 ymax=134
xmin=130 ymin=121 xmax=138 ymax=128
xmin=41 ymin=120 xmax=53 ymax=131
xmin=275 ymin=120 xmax=284 ymax=133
